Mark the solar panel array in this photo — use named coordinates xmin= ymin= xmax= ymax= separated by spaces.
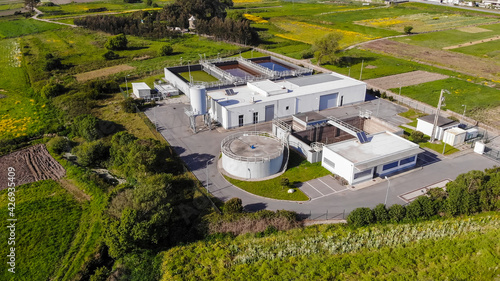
xmin=356 ymin=132 xmax=369 ymax=144
xmin=225 ymin=89 xmax=236 ymax=96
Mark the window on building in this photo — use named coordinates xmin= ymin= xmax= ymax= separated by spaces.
xmin=354 ymin=169 xmax=372 ymax=180
xmin=400 ymin=156 xmax=416 ymax=165
xmin=383 ymin=161 xmax=399 ymax=171
xmin=323 ymin=158 xmax=335 ymax=169
xmin=253 ymin=112 xmax=258 ymax=124
xmin=239 ymin=115 xmax=244 ymax=127
xmin=286 ymin=106 xmax=289 ymax=110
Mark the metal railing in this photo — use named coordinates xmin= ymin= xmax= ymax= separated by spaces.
xmin=221 ymin=131 xmax=286 ymax=162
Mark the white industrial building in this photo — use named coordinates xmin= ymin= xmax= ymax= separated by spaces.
xmin=131 ymin=82 xmax=151 ymax=99
xmin=208 ymin=73 xmax=366 ymax=129
xmin=416 ymin=114 xmax=459 ymax=141
xmin=321 ymin=131 xmax=423 ymax=185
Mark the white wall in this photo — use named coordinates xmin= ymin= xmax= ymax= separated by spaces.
xmin=416 ymin=119 xmax=439 ymax=139
xmin=322 ymin=147 xmax=353 ymax=183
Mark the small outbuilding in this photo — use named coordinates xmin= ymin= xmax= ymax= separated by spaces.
xmin=443 ymin=127 xmax=466 ymax=146
xmin=321 ymin=131 xmax=423 ymax=185
xmin=416 ymin=114 xmax=459 ymax=141
xmin=132 ymin=82 xmax=151 ymax=99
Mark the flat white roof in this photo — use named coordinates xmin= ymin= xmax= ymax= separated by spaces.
xmin=132 ymin=82 xmax=151 ymax=90
xmin=446 ymin=127 xmax=466 ymax=135
xmin=207 ymin=73 xmax=365 ymax=109
xmin=325 ymin=131 xmax=422 ymax=171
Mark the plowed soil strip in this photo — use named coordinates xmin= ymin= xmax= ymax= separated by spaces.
xmin=365 ymin=71 xmax=448 ymax=89
xmin=362 ymin=39 xmax=500 ymax=80
xmin=75 ymin=64 xmax=135 ymax=82
xmin=0 ymin=144 xmax=66 ymax=190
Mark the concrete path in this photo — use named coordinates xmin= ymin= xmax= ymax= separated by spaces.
xmin=32 ymin=8 xmax=78 ymax=27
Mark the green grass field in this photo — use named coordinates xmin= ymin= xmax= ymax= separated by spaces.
xmin=392 ymin=23 xmax=500 ymax=49
xmin=38 ymin=2 xmax=163 ymax=19
xmin=225 ymin=151 xmax=330 ymax=201
xmin=0 ymin=18 xmax=63 ymax=39
xmin=0 ymin=180 xmax=82 ymax=281
xmin=390 ymin=78 xmax=500 ymax=117
xmin=453 ymin=39 xmax=500 ymax=61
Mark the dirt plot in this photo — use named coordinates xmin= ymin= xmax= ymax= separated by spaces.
xmin=363 ymin=39 xmax=500 ymax=80
xmin=0 ymin=144 xmax=65 ymax=190
xmin=75 ymin=64 xmax=135 ymax=82
xmin=365 ymin=71 xmax=448 ymax=89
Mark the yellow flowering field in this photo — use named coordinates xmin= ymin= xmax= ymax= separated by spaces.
xmin=244 ymin=14 xmax=268 ymax=23
xmin=273 ymin=20 xmax=377 ymax=47
xmin=356 ymin=13 xmax=495 ymax=33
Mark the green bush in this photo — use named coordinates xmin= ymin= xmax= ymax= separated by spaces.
xmin=404 ymin=26 xmax=413 ymax=34
xmin=405 ymin=199 xmax=424 ymax=220
xmin=347 ymin=207 xmax=374 ymax=227
xmin=158 ymin=44 xmax=173 ymax=56
xmin=41 ymin=82 xmax=65 ymax=98
xmin=121 ymin=97 xmax=137 ymax=113
xmin=373 ymin=204 xmax=389 ymax=223
xmin=47 ymin=136 xmax=72 ymax=154
xmin=224 ymin=198 xmax=244 ymax=214
xmin=72 ymin=114 xmax=101 ymax=141
xmin=103 ymin=50 xmax=119 ymax=60
xmin=388 ymin=204 xmax=406 ymax=222
xmin=105 ymin=34 xmax=128 ymax=50
xmin=73 ymin=140 xmax=109 ymax=167
xmin=410 ymin=131 xmax=426 ymax=143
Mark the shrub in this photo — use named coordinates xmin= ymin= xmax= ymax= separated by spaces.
xmin=404 ymin=26 xmax=413 ymax=34
xmin=301 ymin=49 xmax=314 ymax=59
xmin=388 ymin=204 xmax=406 ymax=222
xmin=280 ymin=177 xmax=290 ymax=190
xmin=224 ymin=198 xmax=244 ymax=214
xmin=41 ymin=82 xmax=65 ymax=98
xmin=146 ymin=0 xmax=152 ymax=6
xmin=373 ymin=204 xmax=389 ymax=223
xmin=121 ymin=97 xmax=137 ymax=113
xmin=44 ymin=54 xmax=63 ymax=71
xmin=73 ymin=140 xmax=109 ymax=167
xmin=158 ymin=44 xmax=173 ymax=56
xmin=406 ymin=199 xmax=424 ymax=220
xmin=72 ymin=114 xmax=101 ymax=141
xmin=347 ymin=207 xmax=374 ymax=227
xmin=105 ymin=34 xmax=128 ymax=50
xmin=410 ymin=131 xmax=426 ymax=143
xmin=47 ymin=136 xmax=72 ymax=154
xmin=103 ymin=50 xmax=119 ymax=60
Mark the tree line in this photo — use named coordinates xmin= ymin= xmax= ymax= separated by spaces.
xmin=347 ymin=167 xmax=500 ymax=227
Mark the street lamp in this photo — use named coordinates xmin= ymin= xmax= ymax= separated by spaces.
xmin=187 ymin=60 xmax=192 ymax=84
xmin=206 ymin=157 xmax=214 ymax=193
xmin=398 ymin=84 xmax=402 ymax=105
xmin=462 ymin=104 xmax=467 ymax=120
xmin=375 ymin=96 xmax=381 ymax=117
xmin=384 ymin=176 xmax=391 ymax=206
xmin=180 ymin=57 xmax=183 ymax=65
xmin=125 ymin=74 xmax=130 ymax=97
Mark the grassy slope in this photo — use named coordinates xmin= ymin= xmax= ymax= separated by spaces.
xmin=0 ymin=180 xmax=82 ymax=281
xmin=225 ymin=151 xmax=329 ymax=201
xmin=161 ymin=213 xmax=500 ymax=280
xmin=0 ymin=18 xmax=62 ymax=39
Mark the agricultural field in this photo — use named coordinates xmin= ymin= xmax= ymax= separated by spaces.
xmin=37 ymin=1 xmax=163 ymax=19
xmin=0 ymin=0 xmax=23 ymax=11
xmin=453 ymin=39 xmax=500 ymax=61
xmin=161 ymin=214 xmax=500 ymax=280
xmin=0 ymin=180 xmax=82 ymax=280
xmin=390 ymin=77 xmax=500 ymax=123
xmin=392 ymin=23 xmax=500 ymax=50
xmin=0 ymin=38 xmax=59 ymax=140
xmin=0 ymin=18 xmax=63 ymax=39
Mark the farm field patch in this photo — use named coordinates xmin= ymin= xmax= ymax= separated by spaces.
xmin=389 ymin=78 xmax=500 ymax=125
xmin=75 ymin=64 xmax=135 ymax=82
xmin=452 ymin=39 xmax=500 ymax=60
xmin=356 ymin=13 xmax=496 ymax=33
xmin=0 ymin=180 xmax=82 ymax=280
xmin=363 ymin=39 xmax=500 ymax=81
xmin=0 ymin=144 xmax=65 ymax=190
xmin=365 ymin=71 xmax=448 ymax=89
xmin=0 ymin=18 xmax=62 ymax=38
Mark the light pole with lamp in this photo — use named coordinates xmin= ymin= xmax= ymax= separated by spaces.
xmin=375 ymin=96 xmax=381 ymax=117
xmin=462 ymin=104 xmax=467 ymax=120
xmin=384 ymin=176 xmax=391 ymax=206
xmin=206 ymin=157 xmax=214 ymax=193
xmin=187 ymin=60 xmax=192 ymax=84
xmin=398 ymin=84 xmax=402 ymax=105
xmin=125 ymin=74 xmax=130 ymax=97
xmin=180 ymin=57 xmax=183 ymax=65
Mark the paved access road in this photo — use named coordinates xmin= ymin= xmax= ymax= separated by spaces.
xmin=145 ymin=99 xmax=499 ymax=217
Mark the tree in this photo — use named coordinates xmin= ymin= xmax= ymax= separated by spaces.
xmin=103 ymin=50 xmax=119 ymax=60
xmin=373 ymin=204 xmax=389 ymax=223
xmin=73 ymin=140 xmax=109 ymax=167
xmin=121 ymin=97 xmax=138 ymax=113
xmin=404 ymin=26 xmax=413 ymax=34
xmin=224 ymin=198 xmax=243 ymax=214
xmin=280 ymin=177 xmax=290 ymax=190
xmin=158 ymin=44 xmax=173 ymax=56
xmin=47 ymin=136 xmax=72 ymax=154
xmin=410 ymin=131 xmax=426 ymax=143
xmin=388 ymin=204 xmax=406 ymax=222
xmin=347 ymin=207 xmax=374 ymax=227
xmin=25 ymin=0 xmax=39 ymax=13
xmin=313 ymin=32 xmax=344 ymax=65
xmin=105 ymin=34 xmax=128 ymax=50
xmin=72 ymin=114 xmax=101 ymax=141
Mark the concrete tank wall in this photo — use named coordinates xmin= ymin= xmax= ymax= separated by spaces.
xmin=222 ymin=152 xmax=284 ymax=179
xmin=190 ymin=86 xmax=207 ymax=115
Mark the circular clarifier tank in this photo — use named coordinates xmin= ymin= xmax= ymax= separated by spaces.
xmin=221 ymin=132 xmax=285 ymax=179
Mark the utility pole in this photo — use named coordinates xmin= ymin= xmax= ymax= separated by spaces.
xmin=206 ymin=158 xmax=214 ymax=193
xmin=384 ymin=176 xmax=390 ymax=206
xmin=359 ymin=59 xmax=364 ymax=80
xmin=125 ymin=74 xmax=130 ymax=97
xmin=430 ymin=89 xmax=450 ymax=142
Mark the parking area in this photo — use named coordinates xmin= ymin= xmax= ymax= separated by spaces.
xmin=298 ymin=175 xmax=350 ymax=200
